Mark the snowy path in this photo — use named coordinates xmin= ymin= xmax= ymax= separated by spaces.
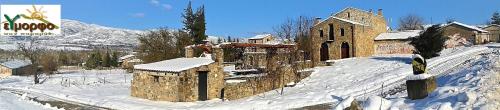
xmin=0 ymin=91 xmax=58 ymax=110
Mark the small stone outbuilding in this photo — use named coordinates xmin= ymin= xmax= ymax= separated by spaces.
xmin=482 ymin=24 xmax=500 ymax=43
xmin=131 ymin=47 xmax=225 ymax=102
xmin=441 ymin=22 xmax=489 ymax=45
xmin=0 ymin=60 xmax=33 ymax=78
xmin=374 ymin=30 xmax=420 ymax=54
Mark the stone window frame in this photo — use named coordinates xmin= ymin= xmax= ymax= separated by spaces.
xmin=153 ymin=75 xmax=160 ymax=83
xmin=328 ymin=24 xmax=334 ymax=40
xmin=319 ymin=29 xmax=324 ymax=38
xmin=340 ymin=28 xmax=345 ymax=36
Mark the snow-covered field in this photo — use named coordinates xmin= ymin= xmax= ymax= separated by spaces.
xmin=0 ymin=44 xmax=498 ymax=110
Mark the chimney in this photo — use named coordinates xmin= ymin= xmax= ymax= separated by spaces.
xmin=185 ymin=46 xmax=194 ymax=58
xmin=377 ymin=9 xmax=383 ymax=16
xmin=314 ymin=17 xmax=322 ymax=25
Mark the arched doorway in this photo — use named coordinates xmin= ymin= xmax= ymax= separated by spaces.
xmin=320 ymin=43 xmax=329 ymax=61
xmin=341 ymin=42 xmax=350 ymax=59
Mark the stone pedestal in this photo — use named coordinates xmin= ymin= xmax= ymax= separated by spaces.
xmin=406 ymin=76 xmax=437 ymax=100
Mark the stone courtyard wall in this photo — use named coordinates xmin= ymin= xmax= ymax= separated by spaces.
xmin=223 ymin=65 xmax=313 ymax=100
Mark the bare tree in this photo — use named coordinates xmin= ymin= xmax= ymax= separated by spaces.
xmin=17 ymin=38 xmax=42 ymax=84
xmin=398 ymin=14 xmax=425 ymax=30
xmin=274 ymin=18 xmax=294 ymax=43
xmin=274 ymin=16 xmax=314 ymax=59
xmin=40 ymin=52 xmax=59 ymax=75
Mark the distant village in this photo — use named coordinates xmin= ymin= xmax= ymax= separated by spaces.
xmin=1 ymin=5 xmax=500 ymax=109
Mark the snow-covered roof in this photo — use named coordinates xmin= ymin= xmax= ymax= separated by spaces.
xmin=119 ymin=55 xmax=135 ymax=60
xmin=482 ymin=24 xmax=500 ymax=29
xmin=134 ymin=56 xmax=214 ymax=72
xmin=248 ymin=34 xmax=272 ymax=40
xmin=444 ymin=22 xmax=488 ymax=33
xmin=315 ymin=16 xmax=367 ymax=27
xmin=375 ymin=30 xmax=422 ymax=40
xmin=0 ymin=60 xmax=31 ymax=69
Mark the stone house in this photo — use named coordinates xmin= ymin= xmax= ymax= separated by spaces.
xmin=482 ymin=24 xmax=500 ymax=43
xmin=441 ymin=22 xmax=489 ymax=45
xmin=131 ymin=46 xmax=225 ymax=102
xmin=247 ymin=34 xmax=274 ymax=44
xmin=0 ymin=60 xmax=33 ymax=78
xmin=374 ymin=30 xmax=421 ymax=54
xmin=311 ymin=7 xmax=388 ymax=65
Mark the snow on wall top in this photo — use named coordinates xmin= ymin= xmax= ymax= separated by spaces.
xmin=443 ymin=22 xmax=488 ymax=33
xmin=119 ymin=55 xmax=135 ymax=60
xmin=0 ymin=60 xmax=31 ymax=69
xmin=133 ymin=56 xmax=214 ymax=72
xmin=375 ymin=30 xmax=422 ymax=40
xmin=248 ymin=34 xmax=272 ymax=40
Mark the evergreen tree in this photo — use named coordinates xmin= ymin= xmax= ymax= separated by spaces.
xmin=182 ymin=1 xmax=195 ymax=36
xmin=95 ymin=51 xmax=102 ymax=67
xmin=85 ymin=52 xmax=98 ymax=69
xmin=217 ymin=37 xmax=222 ymax=44
xmin=227 ymin=36 xmax=232 ymax=42
xmin=193 ymin=5 xmax=207 ymax=44
xmin=58 ymin=51 xmax=68 ymax=66
xmin=409 ymin=25 xmax=448 ymax=59
xmin=236 ymin=38 xmax=240 ymax=43
xmin=110 ymin=51 xmax=119 ymax=67
xmin=181 ymin=1 xmax=207 ymax=45
xmin=102 ymin=51 xmax=111 ymax=67
xmin=491 ymin=11 xmax=500 ymax=25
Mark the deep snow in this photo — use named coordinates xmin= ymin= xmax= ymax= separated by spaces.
xmin=0 ymin=44 xmax=497 ymax=110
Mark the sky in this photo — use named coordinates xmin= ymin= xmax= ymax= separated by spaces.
xmin=0 ymin=0 xmax=499 ymax=38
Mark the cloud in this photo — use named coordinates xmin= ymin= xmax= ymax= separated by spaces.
xmin=149 ymin=0 xmax=173 ymax=11
xmin=131 ymin=13 xmax=145 ymax=18
xmin=162 ymin=4 xmax=173 ymax=10
xmin=150 ymin=0 xmax=160 ymax=6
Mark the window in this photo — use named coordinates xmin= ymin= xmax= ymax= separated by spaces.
xmin=341 ymin=28 xmax=345 ymax=36
xmin=153 ymin=76 xmax=160 ymax=83
xmin=319 ymin=30 xmax=323 ymax=38
xmin=329 ymin=24 xmax=334 ymax=40
xmin=347 ymin=12 xmax=351 ymax=19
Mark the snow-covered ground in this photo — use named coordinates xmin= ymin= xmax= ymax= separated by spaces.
xmin=382 ymin=44 xmax=500 ymax=110
xmin=0 ymin=91 xmax=62 ymax=110
xmin=0 ymin=44 xmax=498 ymax=110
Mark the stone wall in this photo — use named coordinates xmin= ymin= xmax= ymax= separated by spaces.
xmin=374 ymin=40 xmax=414 ymax=54
xmin=0 ymin=66 xmax=12 ymax=77
xmin=442 ymin=24 xmax=484 ymax=45
xmin=242 ymin=52 xmax=267 ymax=69
xmin=223 ymin=65 xmax=313 ymax=100
xmin=311 ymin=7 xmax=387 ymax=66
xmin=484 ymin=25 xmax=500 ymax=43
xmin=131 ymin=62 xmax=225 ymax=102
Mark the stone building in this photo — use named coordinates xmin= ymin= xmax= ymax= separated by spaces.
xmin=131 ymin=46 xmax=225 ymax=102
xmin=441 ymin=22 xmax=489 ymax=45
xmin=242 ymin=34 xmax=278 ymax=69
xmin=311 ymin=7 xmax=388 ymax=65
xmin=374 ymin=30 xmax=421 ymax=54
xmin=482 ymin=24 xmax=500 ymax=43
xmin=0 ymin=60 xmax=33 ymax=78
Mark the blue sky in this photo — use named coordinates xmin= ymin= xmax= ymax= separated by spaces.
xmin=1 ymin=0 xmax=499 ymax=38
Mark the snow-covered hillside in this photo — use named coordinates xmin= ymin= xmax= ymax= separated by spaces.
xmin=0 ymin=19 xmax=145 ymax=50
